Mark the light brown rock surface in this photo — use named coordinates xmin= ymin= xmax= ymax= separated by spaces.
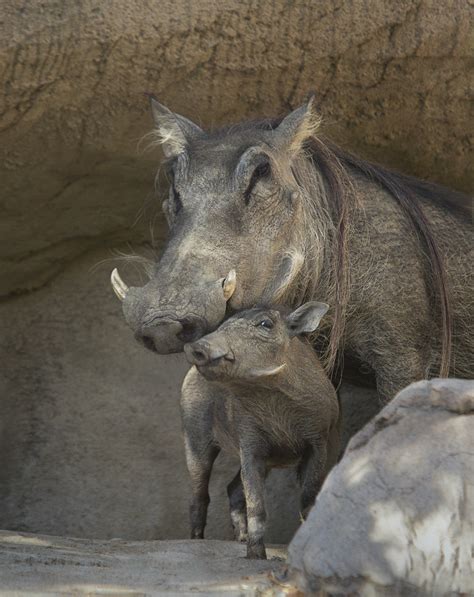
xmin=1 ymin=0 xmax=472 ymax=296
xmin=0 ymin=531 xmax=286 ymax=595
xmin=287 ymin=378 xmax=474 ymax=596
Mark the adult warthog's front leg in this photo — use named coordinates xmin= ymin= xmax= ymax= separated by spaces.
xmin=299 ymin=443 xmax=327 ymax=519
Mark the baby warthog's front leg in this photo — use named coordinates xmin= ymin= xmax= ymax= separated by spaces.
xmin=239 ymin=446 xmax=267 ymax=559
xmin=184 ymin=433 xmax=220 ymax=539
xmin=227 ymin=469 xmax=248 ymax=542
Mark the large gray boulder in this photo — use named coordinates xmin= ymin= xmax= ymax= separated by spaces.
xmin=287 ymin=378 xmax=474 ymax=596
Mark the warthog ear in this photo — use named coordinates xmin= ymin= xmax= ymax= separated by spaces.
xmin=149 ymin=96 xmax=203 ymax=158
xmin=274 ymin=96 xmax=321 ymax=156
xmin=285 ymin=301 xmax=329 ymax=336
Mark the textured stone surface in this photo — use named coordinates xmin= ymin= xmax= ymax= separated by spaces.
xmin=287 ymin=378 xmax=474 ymax=596
xmin=0 ymin=531 xmax=285 ymax=594
xmin=1 ymin=0 xmax=472 ymax=296
xmin=0 ymin=246 xmax=377 ymax=541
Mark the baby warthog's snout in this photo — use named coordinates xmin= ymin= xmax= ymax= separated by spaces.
xmin=184 ymin=338 xmax=234 ymax=367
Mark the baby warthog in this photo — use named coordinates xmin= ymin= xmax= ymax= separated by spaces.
xmin=181 ymin=302 xmax=340 ymax=559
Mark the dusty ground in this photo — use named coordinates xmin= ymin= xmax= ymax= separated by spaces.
xmin=0 ymin=530 xmax=286 ymax=595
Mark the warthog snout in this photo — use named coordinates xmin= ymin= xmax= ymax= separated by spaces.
xmin=111 ymin=268 xmax=237 ymax=354
xmin=184 ymin=338 xmax=234 ymax=367
xmin=138 ymin=315 xmax=205 ymax=353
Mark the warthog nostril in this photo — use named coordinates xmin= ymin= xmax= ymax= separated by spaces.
xmin=137 ymin=333 xmax=158 ymax=353
xmin=191 ymin=348 xmax=208 ymax=364
xmin=177 ymin=318 xmax=203 ymax=344
xmin=136 ymin=317 xmax=184 ymax=353
xmin=184 ymin=341 xmax=212 ymax=366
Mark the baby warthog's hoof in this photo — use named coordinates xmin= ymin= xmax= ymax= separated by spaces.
xmin=231 ymin=511 xmax=248 ymax=542
xmin=234 ymin=529 xmax=248 ymax=543
xmin=246 ymin=541 xmax=267 ymax=560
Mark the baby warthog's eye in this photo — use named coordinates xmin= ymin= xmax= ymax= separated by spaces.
xmin=258 ymin=318 xmax=274 ymax=329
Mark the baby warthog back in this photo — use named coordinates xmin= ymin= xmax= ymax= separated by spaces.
xmin=181 ymin=302 xmax=340 ymax=559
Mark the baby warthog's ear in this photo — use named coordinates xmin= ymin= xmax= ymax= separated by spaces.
xmin=149 ymin=96 xmax=203 ymax=158
xmin=285 ymin=301 xmax=329 ymax=336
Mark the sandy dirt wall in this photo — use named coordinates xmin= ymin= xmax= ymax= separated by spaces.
xmin=1 ymin=0 xmax=472 ymax=296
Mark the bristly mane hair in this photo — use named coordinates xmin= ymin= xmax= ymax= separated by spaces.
xmin=255 ymin=117 xmax=471 ymax=378
xmin=321 ymin=139 xmax=471 ymax=379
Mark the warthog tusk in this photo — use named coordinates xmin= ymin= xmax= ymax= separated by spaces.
xmin=248 ymin=363 xmax=287 ymax=378
xmin=111 ymin=268 xmax=129 ymax=301
xmin=222 ymin=269 xmax=237 ymax=300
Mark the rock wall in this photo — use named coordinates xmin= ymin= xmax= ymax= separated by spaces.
xmin=0 ymin=0 xmax=470 ymax=541
xmin=0 ymin=247 xmax=378 ymax=540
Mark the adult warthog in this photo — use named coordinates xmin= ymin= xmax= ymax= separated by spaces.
xmin=111 ymin=97 xmax=473 ymax=403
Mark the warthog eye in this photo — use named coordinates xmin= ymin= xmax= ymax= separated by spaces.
xmin=166 ymin=166 xmax=183 ymax=215
xmin=170 ymin=181 xmax=183 ymax=214
xmin=258 ymin=318 xmax=273 ymax=329
xmin=244 ymin=161 xmax=271 ymax=204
